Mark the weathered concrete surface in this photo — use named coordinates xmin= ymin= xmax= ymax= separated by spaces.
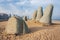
xmin=40 ymin=4 xmax=53 ymax=25
xmin=23 ymin=21 xmax=30 ymax=34
xmin=32 ymin=10 xmax=37 ymax=20
xmin=5 ymin=16 xmax=23 ymax=34
xmin=5 ymin=16 xmax=29 ymax=34
xmin=23 ymin=16 xmax=27 ymax=21
xmin=36 ymin=7 xmax=43 ymax=21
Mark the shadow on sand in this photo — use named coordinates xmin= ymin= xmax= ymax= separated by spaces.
xmin=29 ymin=23 xmax=60 ymax=33
xmin=29 ymin=26 xmax=54 ymax=33
xmin=52 ymin=23 xmax=60 ymax=25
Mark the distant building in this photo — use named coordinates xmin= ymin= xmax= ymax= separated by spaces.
xmin=0 ymin=13 xmax=9 ymax=21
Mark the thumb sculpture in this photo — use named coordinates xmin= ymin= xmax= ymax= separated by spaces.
xmin=23 ymin=16 xmax=27 ymax=21
xmin=5 ymin=16 xmax=29 ymax=34
xmin=36 ymin=7 xmax=43 ymax=21
xmin=32 ymin=10 xmax=37 ymax=20
xmin=39 ymin=4 xmax=53 ymax=25
xmin=23 ymin=21 xmax=30 ymax=34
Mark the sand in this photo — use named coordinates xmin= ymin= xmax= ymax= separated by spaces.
xmin=0 ymin=20 xmax=60 ymax=40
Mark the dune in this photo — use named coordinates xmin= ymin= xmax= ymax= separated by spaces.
xmin=0 ymin=20 xmax=60 ymax=40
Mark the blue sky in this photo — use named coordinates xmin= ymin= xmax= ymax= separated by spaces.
xmin=0 ymin=0 xmax=60 ymax=19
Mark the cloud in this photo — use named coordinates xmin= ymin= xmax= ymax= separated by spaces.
xmin=16 ymin=1 xmax=25 ymax=5
xmin=0 ymin=2 xmax=33 ymax=17
xmin=7 ymin=3 xmax=24 ymax=16
xmin=15 ymin=0 xmax=53 ymax=10
xmin=0 ymin=0 xmax=60 ymax=19
xmin=30 ymin=0 xmax=53 ymax=5
xmin=0 ymin=3 xmax=23 ymax=16
xmin=7 ymin=3 xmax=32 ymax=17
xmin=0 ymin=6 xmax=10 ymax=14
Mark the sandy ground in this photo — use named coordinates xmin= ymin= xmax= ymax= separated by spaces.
xmin=0 ymin=20 xmax=60 ymax=40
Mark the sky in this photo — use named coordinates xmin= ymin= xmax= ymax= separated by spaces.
xmin=0 ymin=0 xmax=60 ymax=19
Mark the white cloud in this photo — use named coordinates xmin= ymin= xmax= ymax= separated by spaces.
xmin=0 ymin=0 xmax=59 ymax=19
xmin=22 ymin=9 xmax=32 ymax=18
xmin=0 ymin=3 xmax=23 ymax=16
xmin=16 ymin=1 xmax=25 ymax=5
xmin=9 ymin=3 xmax=32 ymax=17
xmin=15 ymin=0 xmax=53 ymax=9
xmin=0 ymin=3 xmax=32 ymax=17
xmin=0 ymin=6 xmax=10 ymax=14
xmin=30 ymin=0 xmax=53 ymax=5
xmin=8 ymin=3 xmax=23 ymax=16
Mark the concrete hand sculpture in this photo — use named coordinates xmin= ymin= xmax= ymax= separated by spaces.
xmin=36 ymin=7 xmax=43 ymax=21
xmin=5 ymin=16 xmax=29 ymax=34
xmin=32 ymin=10 xmax=37 ymax=20
xmin=39 ymin=4 xmax=53 ymax=25
xmin=23 ymin=16 xmax=27 ymax=21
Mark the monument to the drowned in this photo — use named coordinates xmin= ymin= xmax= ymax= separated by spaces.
xmin=39 ymin=4 xmax=53 ymax=25
xmin=5 ymin=16 xmax=29 ymax=34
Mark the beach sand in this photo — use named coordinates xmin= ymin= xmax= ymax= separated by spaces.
xmin=0 ymin=20 xmax=60 ymax=40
